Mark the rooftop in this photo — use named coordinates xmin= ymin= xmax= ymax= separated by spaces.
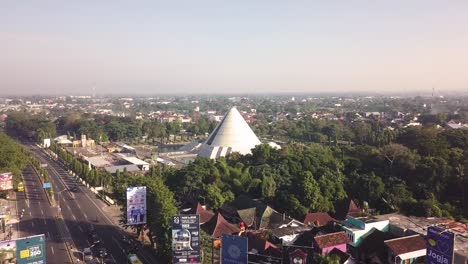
xmin=313 ymin=231 xmax=350 ymax=249
xmin=384 ymin=235 xmax=426 ymax=255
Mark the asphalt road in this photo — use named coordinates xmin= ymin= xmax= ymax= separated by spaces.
xmin=17 ymin=164 xmax=72 ymax=263
xmin=27 ymin=144 xmax=157 ymax=264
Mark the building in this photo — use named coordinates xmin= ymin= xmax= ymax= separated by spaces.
xmin=384 ymin=235 xmax=426 ymax=264
xmin=313 ymin=231 xmax=350 ymax=255
xmin=341 ymin=216 xmax=389 ymax=256
xmin=198 ymin=107 xmax=261 ymax=159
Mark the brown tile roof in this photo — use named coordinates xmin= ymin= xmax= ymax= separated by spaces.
xmin=201 ymin=213 xmax=241 ymax=238
xmin=303 ymin=212 xmax=336 ymax=226
xmin=246 ymin=232 xmax=278 ymax=252
xmin=384 ymin=235 xmax=426 ymax=255
xmin=193 ymin=203 xmax=215 ymax=224
xmin=313 ymin=232 xmax=350 ymax=249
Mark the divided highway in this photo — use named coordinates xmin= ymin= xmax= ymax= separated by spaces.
xmin=25 ymin=143 xmax=157 ymax=264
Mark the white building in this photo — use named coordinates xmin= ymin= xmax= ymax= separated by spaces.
xmin=198 ymin=107 xmax=261 ymax=159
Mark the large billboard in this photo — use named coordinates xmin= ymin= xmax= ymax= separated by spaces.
xmin=221 ymin=234 xmax=248 ymax=264
xmin=126 ymin=186 xmax=147 ymax=225
xmin=426 ymin=226 xmax=455 ymax=264
xmin=172 ymin=215 xmax=200 ymax=264
xmin=0 ymin=172 xmax=13 ymax=191
xmin=0 ymin=234 xmax=46 ymax=264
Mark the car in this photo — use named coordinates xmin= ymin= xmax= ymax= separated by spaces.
xmin=98 ymin=247 xmax=108 ymax=258
xmin=83 ymin=247 xmax=93 ymax=261
xmin=89 ymin=233 xmax=100 ymax=245
xmin=69 ymin=185 xmax=78 ymax=192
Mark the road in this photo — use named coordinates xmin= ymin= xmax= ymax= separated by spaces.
xmin=26 ymin=143 xmax=157 ymax=264
xmin=17 ymin=164 xmax=72 ymax=263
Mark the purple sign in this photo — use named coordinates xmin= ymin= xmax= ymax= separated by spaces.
xmin=426 ymin=226 xmax=454 ymax=264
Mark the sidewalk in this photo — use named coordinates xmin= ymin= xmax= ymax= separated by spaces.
xmin=1 ymin=191 xmax=19 ymax=241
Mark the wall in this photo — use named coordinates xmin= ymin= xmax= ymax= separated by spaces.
xmin=321 ymin=244 xmax=347 ymax=255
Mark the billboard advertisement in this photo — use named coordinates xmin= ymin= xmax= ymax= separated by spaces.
xmin=221 ymin=234 xmax=248 ymax=264
xmin=0 ymin=172 xmax=13 ymax=191
xmin=0 ymin=234 xmax=46 ymax=264
xmin=426 ymin=226 xmax=455 ymax=264
xmin=126 ymin=186 xmax=147 ymax=225
xmin=172 ymin=215 xmax=200 ymax=264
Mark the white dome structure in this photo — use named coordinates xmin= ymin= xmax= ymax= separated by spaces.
xmin=198 ymin=107 xmax=261 ymax=159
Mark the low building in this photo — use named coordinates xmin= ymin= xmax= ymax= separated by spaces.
xmin=341 ymin=216 xmax=389 ymax=256
xmin=303 ymin=212 xmax=336 ymax=227
xmin=122 ymin=156 xmax=149 ymax=171
xmin=384 ymin=235 xmax=426 ymax=264
xmin=313 ymin=232 xmax=350 ymax=255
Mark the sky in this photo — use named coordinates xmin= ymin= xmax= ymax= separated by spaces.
xmin=1 ymin=1 xmax=468 ymax=95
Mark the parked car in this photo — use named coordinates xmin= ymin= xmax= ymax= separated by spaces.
xmin=89 ymin=233 xmax=100 ymax=245
xmin=84 ymin=247 xmax=93 ymax=261
xmin=99 ymin=247 xmax=108 ymax=258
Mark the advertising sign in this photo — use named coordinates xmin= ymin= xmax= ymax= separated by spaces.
xmin=172 ymin=215 xmax=200 ymax=264
xmin=42 ymin=183 xmax=51 ymax=189
xmin=221 ymin=234 xmax=248 ymax=264
xmin=426 ymin=226 xmax=455 ymax=264
xmin=0 ymin=172 xmax=13 ymax=191
xmin=0 ymin=234 xmax=46 ymax=264
xmin=126 ymin=186 xmax=147 ymax=225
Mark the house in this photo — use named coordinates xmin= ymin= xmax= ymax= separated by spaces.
xmin=313 ymin=232 xmax=349 ymax=255
xmin=384 ymin=235 xmax=426 ymax=264
xmin=333 ymin=198 xmax=362 ymax=220
xmin=341 ymin=216 xmax=389 ymax=256
xmin=270 ymin=225 xmax=312 ymax=245
xmin=303 ymin=212 xmax=336 ymax=226
xmin=185 ymin=203 xmax=215 ymax=224
xmin=356 ymin=228 xmax=394 ymax=263
xmin=201 ymin=213 xmax=241 ymax=238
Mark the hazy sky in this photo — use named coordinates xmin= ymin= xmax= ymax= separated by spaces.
xmin=1 ymin=1 xmax=467 ymax=95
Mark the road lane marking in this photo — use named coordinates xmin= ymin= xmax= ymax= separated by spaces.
xmin=77 ymin=204 xmax=81 ymax=210
xmin=26 ymin=200 xmax=30 ymax=208
xmin=29 ymin=212 xmax=31 ymax=216
xmin=43 ymin=219 xmax=46 ymax=225
xmin=78 ymin=226 xmax=83 ymax=232
xmin=31 ymin=221 xmax=34 ymax=228
xmin=41 ymin=209 xmax=44 ymax=216
xmin=83 ymin=212 xmax=88 ymax=220
xmin=72 ymin=214 xmax=76 ymax=221
xmin=51 ymin=246 xmax=55 ymax=255
xmin=47 ymin=231 xmax=51 ymax=238
xmin=112 ymin=236 xmax=124 ymax=251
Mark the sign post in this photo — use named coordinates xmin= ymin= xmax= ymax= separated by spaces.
xmin=221 ymin=234 xmax=248 ymax=264
xmin=425 ymin=226 xmax=455 ymax=264
xmin=172 ymin=215 xmax=200 ymax=264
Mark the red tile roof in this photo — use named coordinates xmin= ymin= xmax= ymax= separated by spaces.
xmin=201 ymin=213 xmax=241 ymax=238
xmin=313 ymin=232 xmax=350 ymax=249
xmin=303 ymin=212 xmax=336 ymax=226
xmin=194 ymin=203 xmax=215 ymax=224
xmin=384 ymin=235 xmax=426 ymax=255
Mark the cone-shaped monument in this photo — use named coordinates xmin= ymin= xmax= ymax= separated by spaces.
xmin=198 ymin=107 xmax=261 ymax=159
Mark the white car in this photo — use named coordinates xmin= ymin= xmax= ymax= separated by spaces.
xmin=84 ymin=247 xmax=93 ymax=261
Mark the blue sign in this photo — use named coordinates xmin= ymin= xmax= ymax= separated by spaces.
xmin=16 ymin=234 xmax=46 ymax=264
xmin=42 ymin=182 xmax=51 ymax=189
xmin=426 ymin=226 xmax=454 ymax=264
xmin=222 ymin=234 xmax=248 ymax=264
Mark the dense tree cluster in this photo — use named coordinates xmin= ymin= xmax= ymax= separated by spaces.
xmin=5 ymin=111 xmax=56 ymax=142
xmin=0 ymin=131 xmax=30 ymax=186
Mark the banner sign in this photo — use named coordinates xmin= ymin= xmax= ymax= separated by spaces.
xmin=425 ymin=226 xmax=455 ymax=264
xmin=222 ymin=234 xmax=248 ymax=264
xmin=0 ymin=172 xmax=13 ymax=191
xmin=126 ymin=186 xmax=147 ymax=225
xmin=42 ymin=183 xmax=51 ymax=189
xmin=172 ymin=215 xmax=200 ymax=264
xmin=0 ymin=234 xmax=46 ymax=264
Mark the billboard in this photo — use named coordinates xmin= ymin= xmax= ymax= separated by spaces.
xmin=0 ymin=172 xmax=13 ymax=191
xmin=126 ymin=186 xmax=147 ymax=225
xmin=221 ymin=234 xmax=248 ymax=264
xmin=0 ymin=234 xmax=46 ymax=264
xmin=426 ymin=226 xmax=455 ymax=264
xmin=172 ymin=215 xmax=200 ymax=264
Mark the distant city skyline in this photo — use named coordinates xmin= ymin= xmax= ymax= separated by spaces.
xmin=1 ymin=1 xmax=467 ymax=95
